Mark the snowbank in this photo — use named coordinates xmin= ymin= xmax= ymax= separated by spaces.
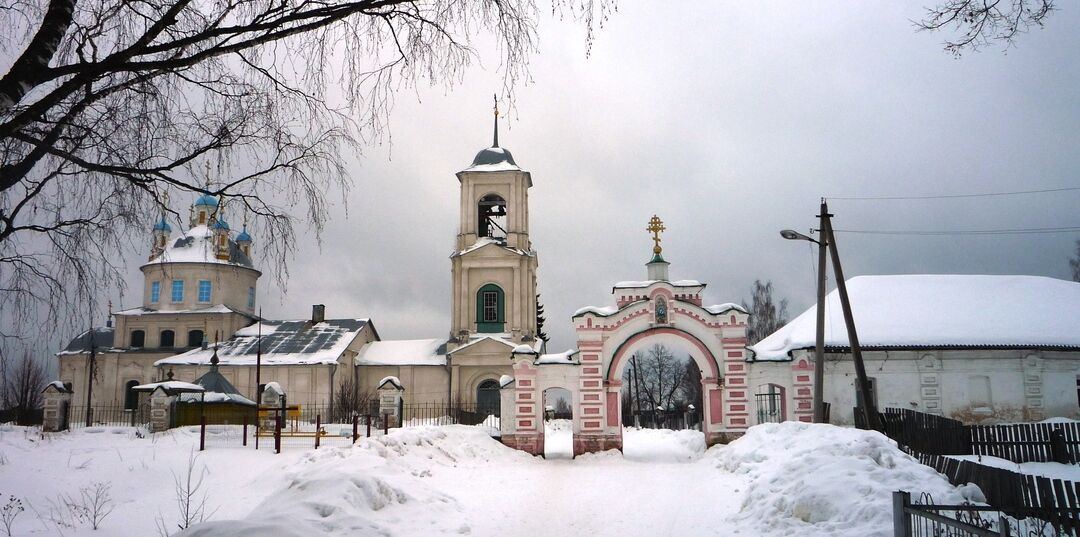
xmin=179 ymin=426 xmax=534 ymax=536
xmin=710 ymin=422 xmax=968 ymax=536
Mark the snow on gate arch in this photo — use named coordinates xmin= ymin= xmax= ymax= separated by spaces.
xmin=498 ymin=243 xmax=751 ymax=457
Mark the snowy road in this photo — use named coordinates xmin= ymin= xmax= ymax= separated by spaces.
xmin=1 ymin=421 xmax=969 ymax=537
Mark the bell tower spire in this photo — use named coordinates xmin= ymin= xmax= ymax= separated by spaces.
xmin=492 ymin=93 xmax=499 ymax=148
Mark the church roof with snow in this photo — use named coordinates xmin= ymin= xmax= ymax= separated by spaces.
xmin=156 ymin=319 xmax=370 ymax=366
xmin=142 ymin=225 xmax=255 ymax=269
xmin=355 ymin=339 xmax=448 ymax=366
xmin=58 ymin=327 xmax=115 ymax=355
xmin=749 ymin=275 xmax=1080 ymax=361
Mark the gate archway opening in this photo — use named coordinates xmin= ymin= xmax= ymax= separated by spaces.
xmin=543 ymin=387 xmax=573 ymax=459
xmin=584 ymin=326 xmax=727 ymax=453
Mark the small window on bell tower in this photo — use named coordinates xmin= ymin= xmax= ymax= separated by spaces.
xmin=478 ymin=194 xmax=507 ymax=241
xmin=198 ymin=210 xmax=207 ymax=225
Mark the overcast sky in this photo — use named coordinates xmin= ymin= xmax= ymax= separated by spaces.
xmin=95 ymin=2 xmax=1080 ymax=355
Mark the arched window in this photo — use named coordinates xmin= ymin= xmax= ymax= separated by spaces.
xmin=124 ymin=380 xmax=140 ymax=410
xmin=477 ymin=379 xmax=501 ymax=416
xmin=475 ymin=284 xmax=505 ymax=333
xmin=160 ymin=330 xmax=175 ymax=348
xmin=187 ymin=330 xmax=204 ymax=348
xmin=130 ymin=330 xmax=145 ymax=348
xmin=477 ymin=194 xmax=507 ymax=240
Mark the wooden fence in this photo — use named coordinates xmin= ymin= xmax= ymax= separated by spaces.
xmin=908 ymin=447 xmax=1080 ymax=534
xmin=882 ymin=408 xmax=1079 ymax=464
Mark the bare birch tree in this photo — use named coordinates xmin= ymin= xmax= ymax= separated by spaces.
xmin=0 ymin=0 xmax=612 ymax=342
xmin=742 ymin=279 xmax=788 ymax=345
xmin=918 ymin=0 xmax=1055 ymax=56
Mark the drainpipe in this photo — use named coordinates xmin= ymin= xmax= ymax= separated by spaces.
xmin=328 ymin=362 xmax=337 ymax=419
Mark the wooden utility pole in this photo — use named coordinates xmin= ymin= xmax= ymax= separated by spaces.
xmin=812 ymin=201 xmax=829 ymax=423
xmin=84 ymin=313 xmax=96 ymax=427
xmin=821 ymin=213 xmax=881 ymax=431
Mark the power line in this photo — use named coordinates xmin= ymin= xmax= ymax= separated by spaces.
xmin=829 ymin=186 xmax=1080 ymax=201
xmin=832 ymin=225 xmax=1080 ymax=236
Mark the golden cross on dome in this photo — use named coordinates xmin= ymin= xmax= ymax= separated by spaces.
xmin=646 ymin=215 xmax=666 ymax=255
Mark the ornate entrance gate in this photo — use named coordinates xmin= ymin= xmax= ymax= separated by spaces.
xmin=499 ymin=219 xmax=751 ymax=456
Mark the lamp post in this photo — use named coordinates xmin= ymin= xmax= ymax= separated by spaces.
xmin=780 ymin=215 xmax=827 ymax=424
xmin=781 ymin=199 xmax=880 ymax=430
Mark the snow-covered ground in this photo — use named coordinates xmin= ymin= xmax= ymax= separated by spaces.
xmin=948 ymin=454 xmax=1080 ymax=481
xmin=1 ymin=421 xmax=971 ymax=536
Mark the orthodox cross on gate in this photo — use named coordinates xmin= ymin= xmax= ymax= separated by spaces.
xmin=647 ymin=215 xmax=666 ymax=255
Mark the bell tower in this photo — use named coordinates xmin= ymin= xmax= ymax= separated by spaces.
xmin=449 ymin=99 xmax=539 ymax=344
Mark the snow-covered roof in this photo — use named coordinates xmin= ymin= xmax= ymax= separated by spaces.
xmin=156 ymin=319 xmax=370 ymax=366
xmin=355 ymin=339 xmax=447 ymax=366
xmin=42 ymin=380 xmax=72 ymax=394
xmin=141 ymin=225 xmax=255 ymax=269
xmin=572 ymin=305 xmax=620 ymax=317
xmin=750 ymin=275 xmax=1080 ymax=361
xmin=115 ymin=304 xmax=246 ymax=316
xmin=613 ymin=279 xmax=703 ymax=290
xmin=58 ymin=327 xmax=115 ymax=355
xmin=448 ymin=334 xmax=542 ymax=355
xmin=131 ymin=380 xmax=205 ymax=394
xmin=453 ymin=236 xmax=532 ymax=257
xmin=535 ymin=349 xmax=579 ymax=365
xmin=464 ymin=146 xmax=521 ymax=172
xmin=512 ymin=344 xmax=538 ymax=355
xmin=499 ymin=374 xmax=514 ymax=388
xmin=705 ymin=303 xmax=748 ymax=315
xmin=377 ymin=376 xmax=404 ymax=390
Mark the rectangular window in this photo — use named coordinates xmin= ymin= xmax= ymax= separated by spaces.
xmin=248 ymin=287 xmax=255 ymax=309
xmin=198 ymin=280 xmax=211 ymax=303
xmin=171 ymin=280 xmax=184 ymax=302
xmin=483 ymin=291 xmax=499 ymax=322
xmin=150 ymin=281 xmax=160 ymax=303
xmin=968 ymin=375 xmax=992 ymax=408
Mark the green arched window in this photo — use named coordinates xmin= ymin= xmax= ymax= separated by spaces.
xmin=476 ymin=284 xmax=505 ymax=333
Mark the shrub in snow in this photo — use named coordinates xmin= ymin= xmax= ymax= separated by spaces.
xmin=1 ymin=495 xmax=23 ymax=537
xmin=710 ymin=422 xmax=971 ymax=537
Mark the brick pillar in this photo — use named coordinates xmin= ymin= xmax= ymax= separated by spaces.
xmin=149 ymin=389 xmax=174 ymax=433
xmin=42 ymin=383 xmax=72 ymax=432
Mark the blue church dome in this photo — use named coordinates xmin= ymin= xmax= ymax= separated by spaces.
xmin=210 ymin=218 xmax=230 ymax=231
xmin=152 ymin=217 xmax=172 ymax=232
xmin=194 ymin=194 xmax=219 ymax=207
xmin=236 ymin=227 xmax=251 ymax=242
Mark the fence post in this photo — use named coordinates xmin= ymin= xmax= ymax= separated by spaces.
xmin=383 ymin=413 xmax=389 ymax=436
xmin=275 ymin=414 xmax=282 ymax=454
xmin=366 ymin=415 xmax=372 ymax=437
xmin=352 ymin=414 xmax=359 ymax=443
xmin=892 ymin=491 xmax=911 ymax=537
xmin=315 ymin=414 xmax=321 ymax=450
xmin=243 ymin=415 xmax=248 ymax=447
xmin=199 ymin=415 xmax=206 ymax=452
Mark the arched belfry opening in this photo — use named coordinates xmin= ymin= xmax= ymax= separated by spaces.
xmin=478 ymin=194 xmax=507 ymax=240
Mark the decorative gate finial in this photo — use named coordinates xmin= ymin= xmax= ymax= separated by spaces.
xmin=646 ymin=215 xmax=666 ymax=255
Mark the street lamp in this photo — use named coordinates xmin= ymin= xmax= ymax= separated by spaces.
xmin=779 ymin=200 xmax=880 ymax=431
xmin=781 ymin=223 xmax=827 ymax=425
xmin=779 ymin=229 xmax=819 ymax=244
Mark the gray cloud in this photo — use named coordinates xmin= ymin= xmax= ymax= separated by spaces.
xmin=83 ymin=3 xmax=1080 ymax=355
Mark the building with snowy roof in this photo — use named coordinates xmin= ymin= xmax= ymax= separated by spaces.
xmin=746 ymin=274 xmax=1080 ymax=425
xmin=57 ymin=192 xmax=377 ymax=411
xmin=55 ymin=114 xmax=551 ymax=416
